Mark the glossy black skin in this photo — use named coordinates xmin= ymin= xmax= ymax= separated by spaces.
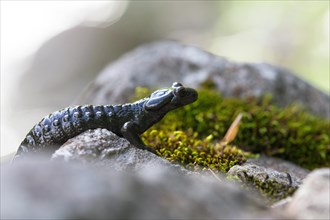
xmin=13 ymin=82 xmax=198 ymax=161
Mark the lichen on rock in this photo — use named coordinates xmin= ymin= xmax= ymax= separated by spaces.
xmin=227 ymin=163 xmax=299 ymax=203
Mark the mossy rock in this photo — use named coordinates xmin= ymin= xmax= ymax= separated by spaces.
xmin=134 ymin=86 xmax=330 ymax=171
xmin=228 ymin=173 xmax=297 ymax=204
xmin=227 ymin=164 xmax=299 ymax=203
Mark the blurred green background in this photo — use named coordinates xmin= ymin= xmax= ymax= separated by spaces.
xmin=211 ymin=1 xmax=329 ymax=92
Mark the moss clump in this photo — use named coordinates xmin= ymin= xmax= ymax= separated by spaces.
xmin=135 ymin=86 xmax=330 ymax=170
xmin=227 ymin=171 xmax=297 ymax=204
xmin=142 ymin=130 xmax=250 ymax=172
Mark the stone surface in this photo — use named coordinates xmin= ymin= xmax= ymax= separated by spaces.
xmin=247 ymin=155 xmax=309 ymax=180
xmin=77 ymin=41 xmax=329 ymax=118
xmin=52 ymin=128 xmax=189 ymax=174
xmin=286 ymin=168 xmax=330 ymax=220
xmin=228 ymin=163 xmax=300 ymax=202
xmin=1 ymin=160 xmax=283 ymax=219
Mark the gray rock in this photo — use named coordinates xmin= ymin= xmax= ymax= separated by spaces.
xmin=286 ymin=168 xmax=330 ymax=220
xmin=247 ymin=155 xmax=309 ymax=180
xmin=52 ymin=128 xmax=189 ymax=174
xmin=78 ymin=41 xmax=329 ymax=118
xmin=1 ymin=160 xmax=283 ymax=219
xmin=228 ymin=163 xmax=300 ymax=202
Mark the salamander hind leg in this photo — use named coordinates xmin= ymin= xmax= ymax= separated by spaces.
xmin=121 ymin=121 xmax=157 ymax=154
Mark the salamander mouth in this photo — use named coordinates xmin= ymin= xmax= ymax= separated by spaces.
xmin=184 ymin=88 xmax=198 ymax=103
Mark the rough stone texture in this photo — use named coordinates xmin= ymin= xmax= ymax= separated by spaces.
xmin=52 ymin=128 xmax=189 ymax=174
xmin=247 ymin=155 xmax=309 ymax=180
xmin=1 ymin=160 xmax=283 ymax=219
xmin=228 ymin=163 xmax=300 ymax=201
xmin=286 ymin=168 xmax=330 ymax=220
xmin=77 ymin=41 xmax=329 ymax=118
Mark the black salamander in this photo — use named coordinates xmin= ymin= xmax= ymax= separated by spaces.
xmin=13 ymin=82 xmax=198 ymax=161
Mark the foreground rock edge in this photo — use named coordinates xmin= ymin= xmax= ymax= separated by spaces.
xmin=2 ymin=159 xmax=283 ymax=219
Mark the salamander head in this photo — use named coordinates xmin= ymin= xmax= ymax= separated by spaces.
xmin=144 ymin=82 xmax=198 ymax=113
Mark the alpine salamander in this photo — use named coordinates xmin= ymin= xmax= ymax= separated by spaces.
xmin=13 ymin=82 xmax=198 ymax=161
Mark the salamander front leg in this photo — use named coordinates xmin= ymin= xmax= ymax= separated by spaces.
xmin=121 ymin=122 xmax=157 ymax=154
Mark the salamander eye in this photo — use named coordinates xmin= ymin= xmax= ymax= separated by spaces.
xmin=172 ymin=82 xmax=183 ymax=88
xmin=174 ymin=86 xmax=186 ymax=97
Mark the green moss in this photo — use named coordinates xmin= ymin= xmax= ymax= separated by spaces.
xmin=142 ymin=129 xmax=250 ymax=172
xmin=227 ymin=171 xmax=297 ymax=203
xmin=135 ymin=86 xmax=330 ymax=170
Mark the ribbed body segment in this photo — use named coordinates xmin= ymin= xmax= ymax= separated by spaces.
xmin=15 ymin=104 xmax=136 ymax=158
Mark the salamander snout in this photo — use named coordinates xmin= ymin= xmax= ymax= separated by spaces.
xmin=172 ymin=82 xmax=198 ymax=106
